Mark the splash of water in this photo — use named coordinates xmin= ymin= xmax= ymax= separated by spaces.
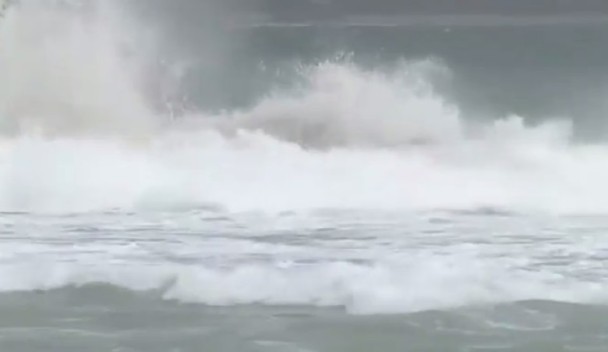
xmin=0 ymin=1 xmax=607 ymax=215
xmin=0 ymin=0 xmax=157 ymax=138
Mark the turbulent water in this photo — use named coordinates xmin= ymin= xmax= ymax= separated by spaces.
xmin=2 ymin=1 xmax=608 ymax=351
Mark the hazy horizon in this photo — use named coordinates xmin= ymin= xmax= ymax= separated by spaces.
xmin=140 ymin=0 xmax=608 ymax=22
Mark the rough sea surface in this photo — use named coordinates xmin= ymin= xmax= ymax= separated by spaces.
xmin=2 ymin=1 xmax=608 ymax=351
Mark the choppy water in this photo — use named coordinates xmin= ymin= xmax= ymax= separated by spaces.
xmin=2 ymin=1 xmax=608 ymax=351
xmin=3 ymin=210 xmax=608 ymax=352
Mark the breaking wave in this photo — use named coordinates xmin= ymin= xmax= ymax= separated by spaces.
xmin=2 ymin=258 xmax=606 ymax=314
xmin=0 ymin=1 xmax=607 ymax=215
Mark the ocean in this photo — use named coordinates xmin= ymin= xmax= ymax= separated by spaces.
xmin=1 ymin=1 xmax=608 ymax=351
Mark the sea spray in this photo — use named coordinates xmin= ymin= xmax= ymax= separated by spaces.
xmin=0 ymin=1 xmax=605 ymax=215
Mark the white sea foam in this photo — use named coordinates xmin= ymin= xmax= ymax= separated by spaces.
xmin=3 ymin=2 xmax=608 ymax=317
xmin=0 ymin=257 xmax=605 ymax=314
xmin=0 ymin=1 xmax=607 ymax=215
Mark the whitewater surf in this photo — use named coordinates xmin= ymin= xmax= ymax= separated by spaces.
xmin=2 ymin=1 xmax=608 ymax=351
